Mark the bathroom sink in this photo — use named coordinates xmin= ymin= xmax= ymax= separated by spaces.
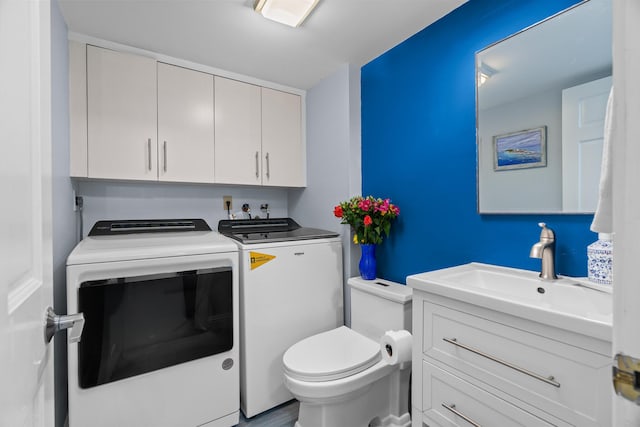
xmin=406 ymin=262 xmax=612 ymax=340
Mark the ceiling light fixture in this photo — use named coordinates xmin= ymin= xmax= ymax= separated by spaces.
xmin=477 ymin=62 xmax=497 ymax=87
xmin=253 ymin=0 xmax=321 ymax=28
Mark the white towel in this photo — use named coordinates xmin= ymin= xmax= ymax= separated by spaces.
xmin=590 ymin=86 xmax=614 ymax=234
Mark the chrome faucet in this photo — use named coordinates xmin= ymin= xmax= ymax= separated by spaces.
xmin=529 ymin=222 xmax=558 ymax=280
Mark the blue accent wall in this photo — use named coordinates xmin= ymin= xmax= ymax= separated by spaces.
xmin=361 ymin=0 xmax=594 ymax=284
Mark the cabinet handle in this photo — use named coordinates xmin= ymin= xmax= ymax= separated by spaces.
xmin=443 ymin=337 xmax=560 ymax=388
xmin=147 ymin=138 xmax=152 ymax=171
xmin=265 ymin=152 xmax=270 ymax=179
xmin=163 ymin=141 xmax=167 ymax=172
xmin=441 ymin=403 xmax=482 ymax=427
xmin=255 ymin=151 xmax=259 ymax=178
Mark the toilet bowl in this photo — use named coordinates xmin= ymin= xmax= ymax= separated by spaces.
xmin=282 ymin=277 xmax=412 ymax=427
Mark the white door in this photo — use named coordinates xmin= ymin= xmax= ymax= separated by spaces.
xmin=0 ymin=0 xmax=54 ymax=426
xmin=561 ymin=76 xmax=612 ymax=212
xmin=612 ymin=0 xmax=640 ymax=424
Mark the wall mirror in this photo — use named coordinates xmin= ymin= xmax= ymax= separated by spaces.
xmin=476 ymin=0 xmax=611 ymax=214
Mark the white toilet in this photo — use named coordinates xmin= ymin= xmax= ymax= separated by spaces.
xmin=282 ymin=276 xmax=413 ymax=427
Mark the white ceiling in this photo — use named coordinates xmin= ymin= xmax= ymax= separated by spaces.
xmin=58 ymin=0 xmax=467 ymax=90
xmin=478 ymin=0 xmax=611 ymax=109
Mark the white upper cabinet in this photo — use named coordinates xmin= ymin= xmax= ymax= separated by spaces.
xmin=262 ymin=88 xmax=304 ymax=187
xmin=87 ymin=45 xmax=158 ymax=180
xmin=157 ymin=63 xmax=215 ymax=183
xmin=214 ymin=76 xmax=262 ymax=185
xmin=214 ymin=77 xmax=305 ymax=187
xmin=71 ymin=43 xmax=305 ymax=187
xmin=69 ymin=40 xmax=87 ymax=177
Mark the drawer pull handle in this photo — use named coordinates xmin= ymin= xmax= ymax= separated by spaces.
xmin=441 ymin=403 xmax=482 ymax=427
xmin=443 ymin=337 xmax=561 ymax=388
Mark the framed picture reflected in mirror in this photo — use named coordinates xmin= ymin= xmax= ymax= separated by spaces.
xmin=493 ymin=126 xmax=547 ymax=171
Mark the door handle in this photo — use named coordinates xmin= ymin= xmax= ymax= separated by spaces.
xmin=44 ymin=307 xmax=85 ymax=344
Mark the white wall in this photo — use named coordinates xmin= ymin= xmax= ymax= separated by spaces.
xmin=478 ymin=86 xmax=562 ymax=212
xmin=478 ymin=70 xmax=611 ymax=213
xmin=289 ymin=63 xmax=362 ymax=325
xmin=76 ymin=181 xmax=288 ymax=236
xmin=50 ymin=2 xmax=75 ymax=426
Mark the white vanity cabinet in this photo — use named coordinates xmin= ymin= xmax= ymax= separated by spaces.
xmin=214 ymin=77 xmax=304 ymax=187
xmin=157 ymin=62 xmax=215 ymax=183
xmin=86 ymin=45 xmax=158 ymax=180
xmin=410 ymin=291 xmax=612 ymax=427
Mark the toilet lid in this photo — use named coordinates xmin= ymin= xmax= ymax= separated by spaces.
xmin=283 ymin=326 xmax=381 ymax=382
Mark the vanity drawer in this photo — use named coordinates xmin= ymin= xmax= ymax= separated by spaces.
xmin=423 ymin=301 xmax=610 ymax=427
xmin=421 ymin=360 xmax=562 ymax=427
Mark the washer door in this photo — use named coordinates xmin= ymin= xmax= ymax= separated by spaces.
xmin=78 ymin=266 xmax=233 ymax=388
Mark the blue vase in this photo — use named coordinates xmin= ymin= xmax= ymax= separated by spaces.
xmin=359 ymin=244 xmax=377 ymax=280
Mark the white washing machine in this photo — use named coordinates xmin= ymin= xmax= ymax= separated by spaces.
xmin=66 ymin=219 xmax=239 ymax=427
xmin=218 ymin=218 xmax=343 ymax=418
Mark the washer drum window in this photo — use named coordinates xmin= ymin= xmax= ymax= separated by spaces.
xmin=77 ymin=266 xmax=233 ymax=388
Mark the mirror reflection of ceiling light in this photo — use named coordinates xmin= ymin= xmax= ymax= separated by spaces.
xmin=477 ymin=62 xmax=497 ymax=87
xmin=253 ymin=0 xmax=321 ymax=27
xmin=478 ymin=72 xmax=490 ymax=86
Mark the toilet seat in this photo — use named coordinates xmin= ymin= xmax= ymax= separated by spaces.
xmin=283 ymin=326 xmax=381 ymax=382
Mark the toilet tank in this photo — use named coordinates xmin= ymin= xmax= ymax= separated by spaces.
xmin=348 ymin=277 xmax=412 ymax=341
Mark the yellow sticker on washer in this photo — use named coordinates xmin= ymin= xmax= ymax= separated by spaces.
xmin=250 ymin=251 xmax=276 ymax=270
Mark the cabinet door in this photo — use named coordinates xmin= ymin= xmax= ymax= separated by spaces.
xmin=158 ymin=63 xmax=214 ymax=183
xmin=214 ymin=76 xmax=261 ymax=185
xmin=87 ymin=45 xmax=157 ymax=180
xmin=261 ymin=88 xmax=304 ymax=187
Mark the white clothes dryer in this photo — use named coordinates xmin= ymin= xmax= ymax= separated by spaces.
xmin=219 ymin=218 xmax=343 ymax=418
xmin=66 ymin=219 xmax=239 ymax=427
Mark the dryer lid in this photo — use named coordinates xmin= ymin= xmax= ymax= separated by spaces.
xmin=283 ymin=326 xmax=381 ymax=382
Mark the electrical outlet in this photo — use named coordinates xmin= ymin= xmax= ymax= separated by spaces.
xmin=223 ymin=196 xmax=233 ymax=211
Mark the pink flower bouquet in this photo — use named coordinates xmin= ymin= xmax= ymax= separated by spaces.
xmin=333 ymin=195 xmax=400 ymax=245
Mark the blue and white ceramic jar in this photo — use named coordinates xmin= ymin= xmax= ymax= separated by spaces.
xmin=587 ymin=233 xmax=613 ymax=285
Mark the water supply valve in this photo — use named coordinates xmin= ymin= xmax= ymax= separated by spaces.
xmin=242 ymin=203 xmax=252 ymax=219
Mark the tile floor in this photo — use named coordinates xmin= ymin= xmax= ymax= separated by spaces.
xmin=236 ymin=400 xmax=299 ymax=427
